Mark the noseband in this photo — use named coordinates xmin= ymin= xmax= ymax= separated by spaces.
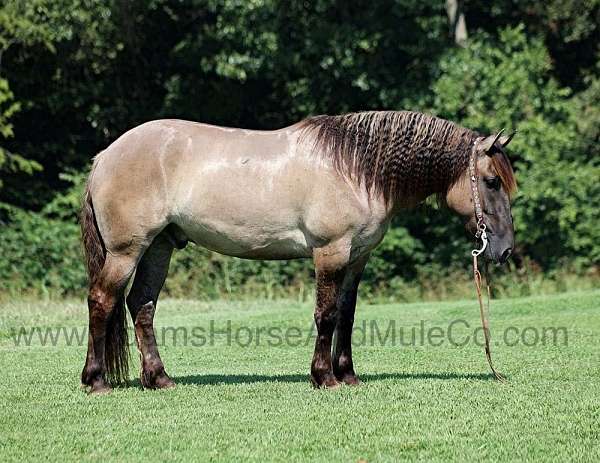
xmin=469 ymin=138 xmax=506 ymax=382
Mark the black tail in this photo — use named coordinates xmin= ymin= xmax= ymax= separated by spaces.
xmin=81 ymin=186 xmax=105 ymax=287
xmin=81 ymin=181 xmax=129 ymax=385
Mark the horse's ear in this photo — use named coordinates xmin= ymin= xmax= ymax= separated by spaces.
xmin=498 ymin=130 xmax=516 ymax=148
xmin=477 ymin=129 xmax=505 ymax=155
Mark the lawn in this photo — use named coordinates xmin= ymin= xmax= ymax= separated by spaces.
xmin=0 ymin=290 xmax=599 ymax=461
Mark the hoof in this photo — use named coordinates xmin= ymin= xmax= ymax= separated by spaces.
xmin=337 ymin=373 xmax=361 ymax=386
xmin=154 ymin=374 xmax=176 ymax=389
xmin=88 ymin=378 xmax=112 ymax=395
xmin=141 ymin=370 xmax=175 ymax=390
xmin=310 ymin=374 xmax=341 ymax=389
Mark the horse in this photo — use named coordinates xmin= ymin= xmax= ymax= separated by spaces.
xmin=80 ymin=110 xmax=517 ymax=393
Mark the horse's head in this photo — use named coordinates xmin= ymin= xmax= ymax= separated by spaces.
xmin=446 ymin=131 xmax=517 ymax=264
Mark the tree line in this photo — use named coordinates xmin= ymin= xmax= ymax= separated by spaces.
xmin=0 ymin=0 xmax=598 ymax=299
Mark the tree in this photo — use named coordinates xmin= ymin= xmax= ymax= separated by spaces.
xmin=432 ymin=25 xmax=600 ymax=267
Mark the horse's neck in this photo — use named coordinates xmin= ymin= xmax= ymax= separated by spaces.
xmin=385 ymin=143 xmax=470 ymax=211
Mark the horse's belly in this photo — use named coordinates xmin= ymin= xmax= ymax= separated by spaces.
xmin=178 ymin=219 xmax=312 ymax=260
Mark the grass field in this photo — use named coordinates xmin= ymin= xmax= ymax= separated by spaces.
xmin=0 ymin=290 xmax=599 ymax=461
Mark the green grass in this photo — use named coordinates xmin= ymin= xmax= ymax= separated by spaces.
xmin=1 ymin=290 xmax=599 ymax=461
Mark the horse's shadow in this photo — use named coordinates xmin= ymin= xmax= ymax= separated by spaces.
xmin=171 ymin=371 xmax=494 ymax=386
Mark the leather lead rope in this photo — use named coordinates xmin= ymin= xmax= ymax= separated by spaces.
xmin=469 ymin=139 xmax=506 ymax=382
xmin=473 ymin=253 xmax=506 ymax=381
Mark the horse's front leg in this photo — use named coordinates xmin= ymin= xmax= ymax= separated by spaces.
xmin=333 ymin=254 xmax=369 ymax=385
xmin=310 ymin=249 xmax=346 ymax=388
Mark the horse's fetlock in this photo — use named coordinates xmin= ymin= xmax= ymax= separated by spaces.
xmin=141 ymin=361 xmax=173 ymax=389
xmin=143 ymin=357 xmax=164 ymax=375
xmin=334 ymin=353 xmax=352 ymax=372
xmin=81 ymin=361 xmax=104 ymax=386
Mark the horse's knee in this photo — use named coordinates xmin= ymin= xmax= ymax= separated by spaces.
xmin=314 ymin=307 xmax=337 ymax=328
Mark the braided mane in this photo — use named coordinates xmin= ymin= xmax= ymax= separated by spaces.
xmin=299 ymin=111 xmax=478 ymax=203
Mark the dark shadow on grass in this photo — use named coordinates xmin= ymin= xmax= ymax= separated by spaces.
xmin=172 ymin=371 xmax=495 ymax=386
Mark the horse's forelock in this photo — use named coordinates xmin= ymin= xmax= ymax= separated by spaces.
xmin=491 ymin=150 xmax=517 ymax=197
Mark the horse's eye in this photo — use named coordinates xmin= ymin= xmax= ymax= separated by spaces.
xmin=484 ymin=176 xmax=501 ymax=189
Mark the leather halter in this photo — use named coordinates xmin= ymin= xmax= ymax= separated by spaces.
xmin=469 ymin=138 xmax=488 ymax=256
xmin=469 ymin=138 xmax=506 ymax=382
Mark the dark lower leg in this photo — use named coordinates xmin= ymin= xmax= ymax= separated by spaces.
xmin=333 ymin=288 xmax=359 ymax=385
xmin=311 ymin=268 xmax=343 ymax=388
xmin=82 ymin=254 xmax=138 ymax=393
xmin=81 ymin=288 xmax=115 ymax=393
xmin=126 ymin=234 xmax=174 ymax=389
xmin=131 ymin=301 xmax=174 ymax=389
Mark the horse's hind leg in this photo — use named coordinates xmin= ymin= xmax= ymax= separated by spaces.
xmin=126 ymin=232 xmax=175 ymax=389
xmin=82 ymin=254 xmax=138 ymax=393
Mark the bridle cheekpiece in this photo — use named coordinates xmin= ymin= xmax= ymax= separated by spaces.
xmin=469 ymin=138 xmax=488 ymax=257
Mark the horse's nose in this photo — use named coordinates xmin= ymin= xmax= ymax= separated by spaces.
xmin=499 ymin=248 xmax=512 ymax=264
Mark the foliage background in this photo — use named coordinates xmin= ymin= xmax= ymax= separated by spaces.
xmin=0 ymin=0 xmax=598 ymax=299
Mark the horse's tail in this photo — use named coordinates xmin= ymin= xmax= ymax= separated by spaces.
xmin=81 ymin=178 xmax=105 ymax=288
xmin=80 ymin=169 xmax=129 ymax=385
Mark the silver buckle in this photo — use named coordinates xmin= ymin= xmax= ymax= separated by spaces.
xmin=471 ymin=224 xmax=488 ymax=257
